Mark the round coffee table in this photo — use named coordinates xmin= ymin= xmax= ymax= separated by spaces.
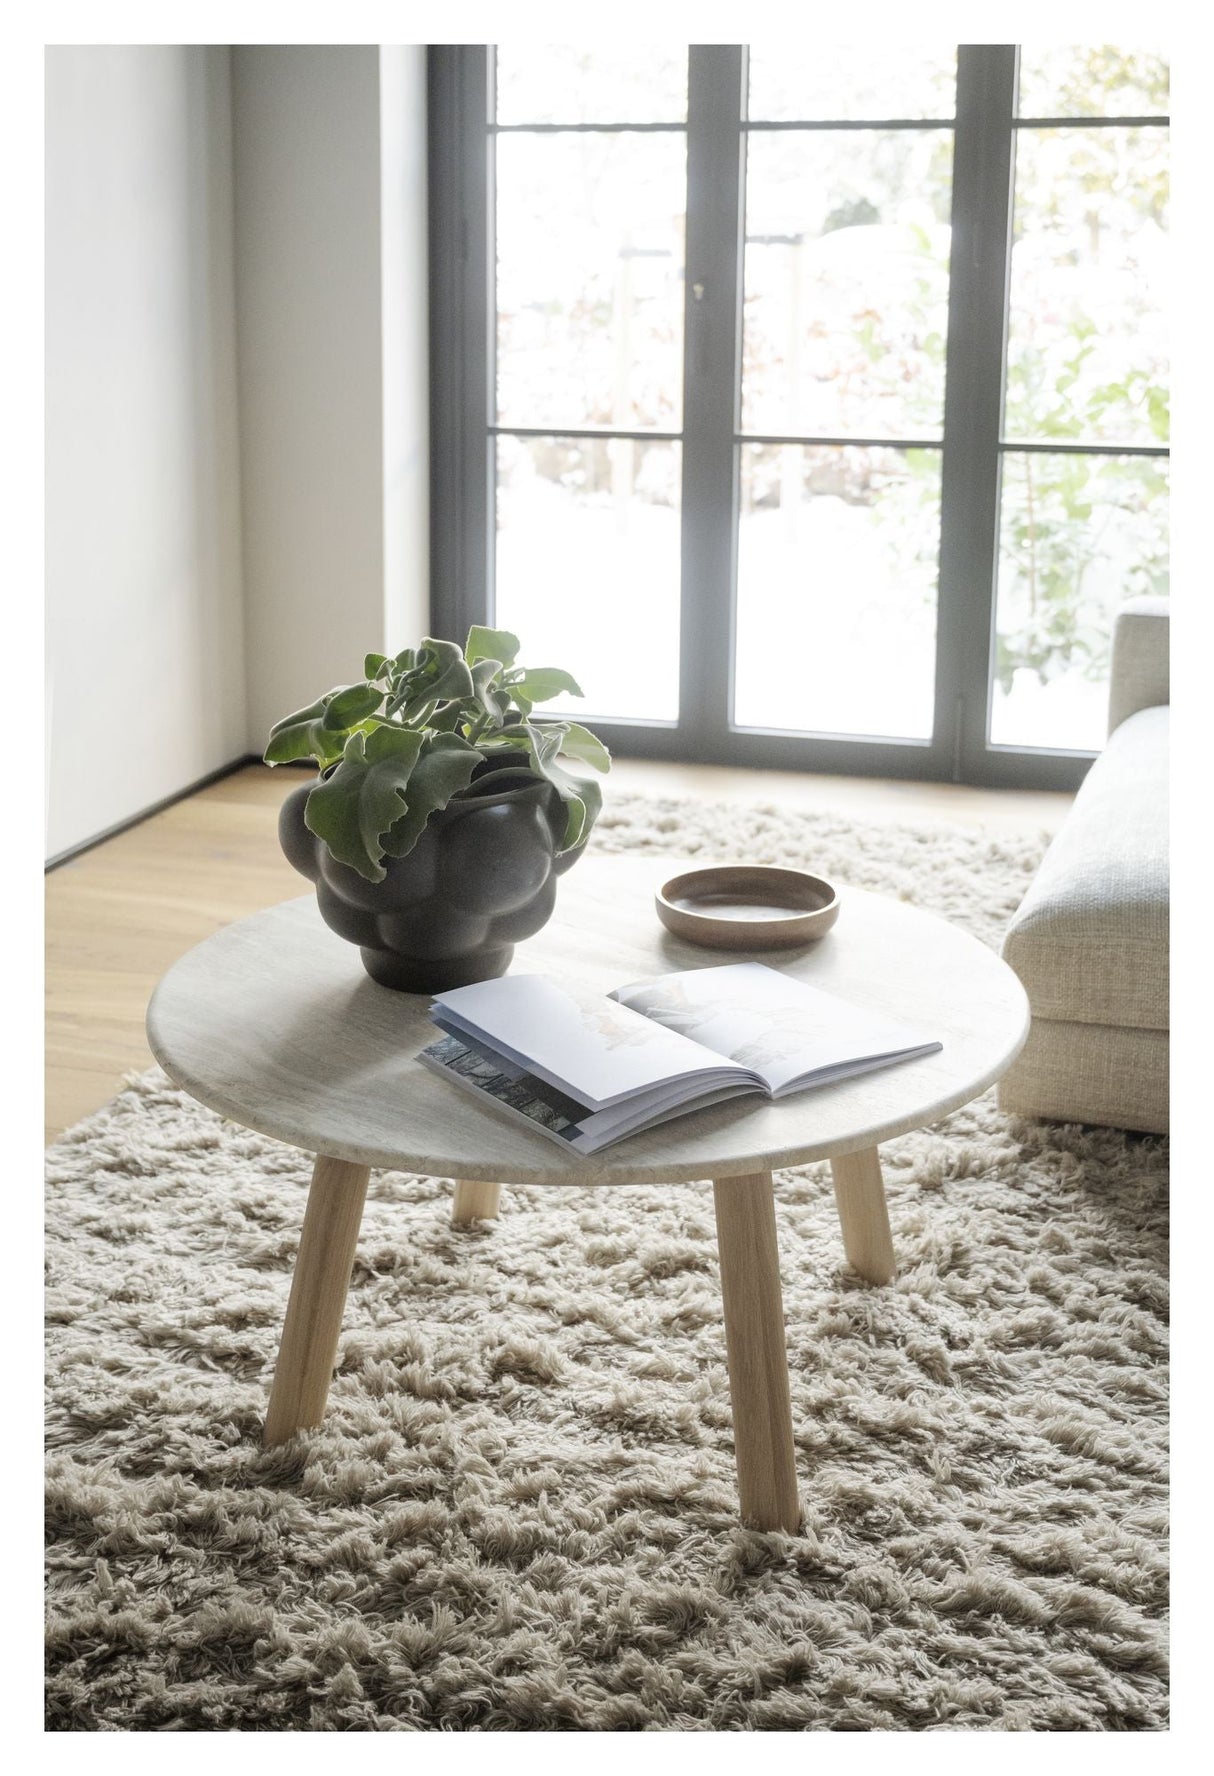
xmin=147 ymin=853 xmax=1028 ymax=1531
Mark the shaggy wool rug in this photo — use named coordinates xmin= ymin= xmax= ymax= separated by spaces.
xmin=45 ymin=792 xmax=1169 ymax=1732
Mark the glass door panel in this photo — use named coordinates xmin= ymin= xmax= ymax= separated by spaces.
xmin=746 ymin=46 xmax=956 ymax=122
xmin=741 ymin=130 xmax=953 ymax=441
xmin=991 ymin=452 xmax=1169 ymax=749
xmin=494 ymin=434 xmax=683 ymax=723
xmin=734 ymin=54 xmax=954 ymax=743
xmin=1015 ymin=45 xmax=1168 ymax=118
xmin=1004 ymin=127 xmax=1169 ymax=449
xmin=991 ymin=50 xmax=1169 ymax=753
xmin=496 ymin=131 xmax=688 ymax=433
xmin=495 ymin=46 xmax=688 ymax=125
xmin=734 ymin=444 xmax=940 ymax=740
xmin=490 ymin=53 xmax=688 ymax=719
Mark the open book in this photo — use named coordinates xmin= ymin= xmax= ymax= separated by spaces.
xmin=418 ymin=962 xmax=941 ymax=1156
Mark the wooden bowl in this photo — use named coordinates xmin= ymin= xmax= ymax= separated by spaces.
xmin=654 ymin=864 xmax=840 ymax=950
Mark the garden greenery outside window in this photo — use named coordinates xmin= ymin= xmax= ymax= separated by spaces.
xmin=428 ymin=45 xmax=1168 ymax=790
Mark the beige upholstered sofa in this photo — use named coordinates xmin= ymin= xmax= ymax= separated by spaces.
xmin=998 ymin=598 xmax=1169 ymax=1134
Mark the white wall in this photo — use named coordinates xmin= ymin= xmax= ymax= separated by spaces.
xmin=45 ymin=45 xmax=430 ymax=855
xmin=232 ymin=46 xmax=430 ymax=752
xmin=45 ymin=46 xmax=246 ymax=860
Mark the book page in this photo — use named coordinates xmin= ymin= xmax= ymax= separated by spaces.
xmin=419 ymin=1037 xmax=758 ymax=1156
xmin=611 ymin=962 xmax=938 ymax=1095
xmin=431 ymin=974 xmax=752 ymax=1113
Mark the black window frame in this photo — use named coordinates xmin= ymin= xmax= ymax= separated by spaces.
xmin=428 ymin=44 xmax=1168 ymax=791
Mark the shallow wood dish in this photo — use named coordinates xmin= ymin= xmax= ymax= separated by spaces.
xmin=655 ymin=864 xmax=840 ymax=949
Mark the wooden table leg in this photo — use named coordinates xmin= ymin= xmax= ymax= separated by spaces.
xmin=830 ymin=1147 xmax=896 ymax=1284
xmin=263 ymin=1154 xmax=371 ymax=1446
xmin=452 ymin=1180 xmax=502 ymax=1226
xmin=712 ymin=1172 xmax=801 ymax=1533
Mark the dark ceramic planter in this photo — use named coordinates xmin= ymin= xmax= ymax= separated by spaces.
xmin=278 ymin=766 xmax=586 ymax=993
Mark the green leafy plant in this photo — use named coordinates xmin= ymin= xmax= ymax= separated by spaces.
xmin=264 ymin=627 xmax=610 ymax=882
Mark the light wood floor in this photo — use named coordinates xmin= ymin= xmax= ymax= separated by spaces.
xmin=45 ymin=760 xmax=1072 ymax=1143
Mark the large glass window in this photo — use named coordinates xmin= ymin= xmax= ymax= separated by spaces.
xmin=991 ymin=52 xmax=1169 ymax=750
xmin=431 ymin=46 xmax=1169 ymax=789
xmin=734 ymin=67 xmax=954 ymax=741
xmin=491 ymin=51 xmax=687 ymax=723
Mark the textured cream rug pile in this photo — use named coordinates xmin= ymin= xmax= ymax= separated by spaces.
xmin=45 ymin=793 xmax=1169 ymax=1731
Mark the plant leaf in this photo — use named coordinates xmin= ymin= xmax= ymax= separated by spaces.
xmin=381 ymin=733 xmax=482 ymax=859
xmin=303 ymin=726 xmax=426 ymax=880
xmin=466 ymin=625 xmax=521 ymax=669
xmin=552 ymin=719 xmax=610 ymax=773
xmin=513 ymin=667 xmax=584 ymax=703
xmin=428 ymin=702 xmax=467 ymax=733
xmin=510 ymin=721 xmax=604 ymax=855
xmin=477 ymin=724 xmax=542 ymax=755
xmin=558 ymin=773 xmax=603 ymax=853
xmin=322 ymin=682 xmax=384 ymax=730
xmin=264 ymin=696 xmax=347 ymax=767
xmin=364 ymin=652 xmax=390 ymax=680
xmin=418 ymin=637 xmax=476 ymax=703
xmin=469 ymin=657 xmax=510 ymax=726
xmin=385 ymin=663 xmax=430 ymax=717
xmin=388 ymin=639 xmax=476 ymax=722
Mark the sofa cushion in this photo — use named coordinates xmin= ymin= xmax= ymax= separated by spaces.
xmin=1002 ymin=704 xmax=1169 ymax=1031
xmin=998 ymin=1017 xmax=1168 ymax=1135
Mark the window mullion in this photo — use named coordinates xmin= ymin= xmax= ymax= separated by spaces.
xmin=934 ymin=44 xmax=1018 ymax=779
xmin=428 ymin=46 xmax=492 ymax=646
xmin=678 ymin=47 xmax=747 ymax=753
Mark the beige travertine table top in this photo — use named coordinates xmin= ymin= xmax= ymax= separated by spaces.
xmin=147 ymin=853 xmax=1029 ymax=1186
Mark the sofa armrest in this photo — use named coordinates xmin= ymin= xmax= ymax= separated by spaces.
xmin=1108 ymin=597 xmax=1170 ymax=736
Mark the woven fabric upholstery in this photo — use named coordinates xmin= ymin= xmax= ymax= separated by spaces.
xmin=998 ymin=1017 xmax=1169 ymax=1136
xmin=1107 ymin=597 xmax=1170 ymax=735
xmin=999 ymin=596 xmax=1169 ymax=1132
xmin=1002 ymin=705 xmax=1168 ymax=1031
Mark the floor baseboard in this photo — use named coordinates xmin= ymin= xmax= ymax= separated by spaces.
xmin=44 ymin=756 xmax=263 ymax=872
